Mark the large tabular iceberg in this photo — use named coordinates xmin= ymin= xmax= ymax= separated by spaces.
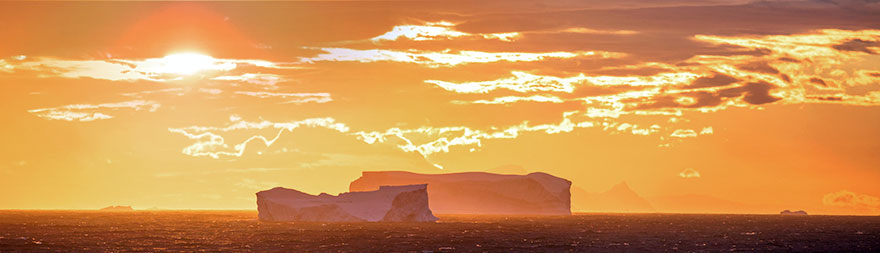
xmin=257 ymin=184 xmax=438 ymax=222
xmin=350 ymin=171 xmax=572 ymax=215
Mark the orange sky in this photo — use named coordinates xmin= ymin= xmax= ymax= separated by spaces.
xmin=0 ymin=1 xmax=878 ymax=215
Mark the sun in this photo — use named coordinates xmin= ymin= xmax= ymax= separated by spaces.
xmin=155 ymin=52 xmax=234 ymax=75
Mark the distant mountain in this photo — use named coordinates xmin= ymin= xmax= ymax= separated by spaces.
xmin=646 ymin=194 xmax=762 ymax=214
xmin=571 ymin=182 xmax=655 ymax=213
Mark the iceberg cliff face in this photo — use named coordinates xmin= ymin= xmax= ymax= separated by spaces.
xmin=350 ymin=171 xmax=572 ymax=215
xmin=257 ymin=184 xmax=438 ymax=222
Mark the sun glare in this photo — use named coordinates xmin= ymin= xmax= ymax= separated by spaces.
xmin=156 ymin=52 xmax=232 ymax=75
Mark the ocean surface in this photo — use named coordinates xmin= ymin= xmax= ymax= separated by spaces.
xmin=1 ymin=211 xmax=878 ymax=252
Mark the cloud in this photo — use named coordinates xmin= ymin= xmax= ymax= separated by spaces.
xmin=354 ymin=110 xmax=679 ymax=166
xmin=427 ymin=71 xmax=697 ymax=94
xmin=737 ymin=62 xmax=781 ymax=75
xmin=833 ymin=39 xmax=879 ymax=54
xmin=367 ymin=21 xmax=637 ymax=44
xmin=700 ymin=127 xmax=714 ymax=135
xmin=417 ymin=28 xmax=880 ymax=150
xmin=35 ymin=111 xmax=113 ymax=122
xmin=234 ymin=91 xmax=332 ymax=104
xmin=638 ymin=81 xmax=782 ymax=110
xmin=1 ymin=54 xmax=301 ymax=82
xmin=371 ymin=21 xmax=520 ymax=42
xmin=679 ymin=168 xmax=701 ymax=178
xmin=721 ymin=82 xmax=781 ymax=105
xmin=199 ymin=88 xmax=224 ymax=95
xmin=691 ymin=29 xmax=880 ymax=106
xmin=212 ymin=73 xmax=286 ymax=86
xmin=0 ymin=59 xmax=14 ymax=72
xmin=817 ymin=0 xmax=880 ymax=10
xmin=823 ymin=190 xmax=880 ymax=213
xmin=119 ymin=87 xmax=222 ymax=98
xmin=168 ymin=117 xmax=349 ymax=158
xmin=88 ymin=29 xmax=880 ymax=171
xmin=355 ymin=112 xmax=594 ymax=159
xmin=686 ymin=73 xmax=740 ymax=89
xmin=120 ymin=88 xmax=186 ymax=98
xmin=426 ymin=71 xmax=582 ymax=93
xmin=556 ymin=27 xmax=639 ymax=35
xmin=300 ymin=48 xmax=622 ymax=67
xmin=417 ymin=29 xmax=879 ymax=144
xmin=28 ymin=100 xmax=160 ymax=122
xmin=670 ymin=129 xmax=698 ymax=138
xmin=469 ymin=95 xmax=565 ymax=104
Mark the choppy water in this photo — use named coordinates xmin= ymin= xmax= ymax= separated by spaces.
xmin=0 ymin=211 xmax=878 ymax=252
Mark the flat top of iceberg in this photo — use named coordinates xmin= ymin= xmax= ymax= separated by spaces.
xmin=357 ymin=171 xmax=571 ymax=196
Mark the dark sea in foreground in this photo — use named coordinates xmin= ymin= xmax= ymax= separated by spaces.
xmin=1 ymin=211 xmax=878 ymax=252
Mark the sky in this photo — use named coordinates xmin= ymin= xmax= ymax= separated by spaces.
xmin=0 ymin=0 xmax=878 ymax=214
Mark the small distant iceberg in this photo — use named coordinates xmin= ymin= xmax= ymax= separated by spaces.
xmin=780 ymin=209 xmax=808 ymax=215
xmin=99 ymin=205 xmax=133 ymax=211
xmin=256 ymin=184 xmax=437 ymax=222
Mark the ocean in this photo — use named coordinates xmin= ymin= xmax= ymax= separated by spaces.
xmin=1 ymin=211 xmax=878 ymax=252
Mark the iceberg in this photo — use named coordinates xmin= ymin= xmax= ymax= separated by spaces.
xmin=256 ymin=184 xmax=438 ymax=222
xmin=780 ymin=210 xmax=808 ymax=215
xmin=350 ymin=171 xmax=572 ymax=215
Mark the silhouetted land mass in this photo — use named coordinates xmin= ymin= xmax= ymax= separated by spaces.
xmin=1 ymin=211 xmax=878 ymax=251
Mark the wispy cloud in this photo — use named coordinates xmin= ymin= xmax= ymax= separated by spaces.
xmin=426 ymin=71 xmax=698 ymax=94
xmin=168 ymin=117 xmax=349 ymax=158
xmin=120 ymin=88 xmax=186 ymax=98
xmin=823 ymin=190 xmax=880 ymax=213
xmin=427 ymin=71 xmax=582 ymax=93
xmin=354 ymin=112 xmax=595 ymax=165
xmin=679 ymin=168 xmax=701 ymax=178
xmin=368 ymin=21 xmax=637 ymax=44
xmin=212 ymin=73 xmax=286 ymax=86
xmin=234 ymin=91 xmax=332 ymax=104
xmin=371 ymin=21 xmax=520 ymax=42
xmin=670 ymin=129 xmax=698 ymax=138
xmin=28 ymin=100 xmax=160 ymax=122
xmin=300 ymin=48 xmax=622 ymax=67
xmin=556 ymin=27 xmax=639 ymax=35
xmin=1 ymin=54 xmax=302 ymax=82
xmin=469 ymin=95 xmax=565 ymax=104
